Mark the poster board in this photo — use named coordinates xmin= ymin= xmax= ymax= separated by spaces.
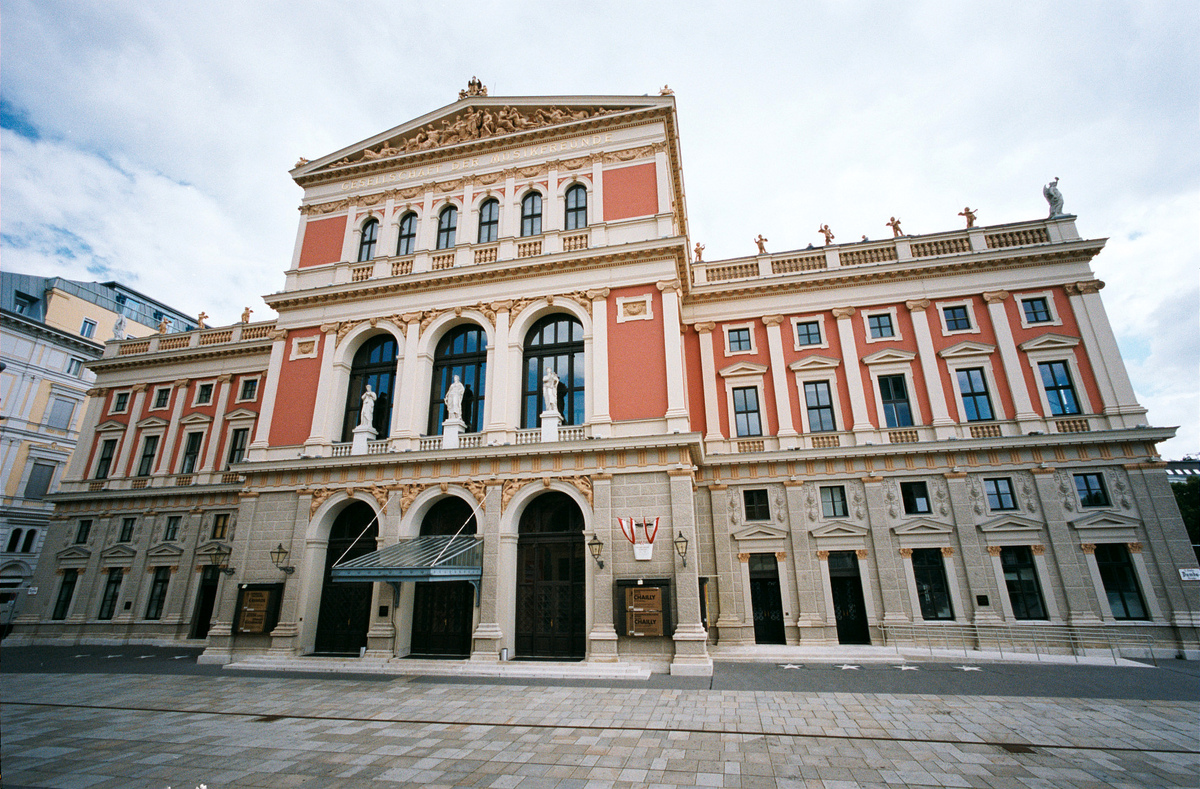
xmin=234 ymin=583 xmax=283 ymax=635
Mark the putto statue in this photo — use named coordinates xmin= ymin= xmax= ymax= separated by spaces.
xmin=1043 ymin=177 xmax=1064 ymax=217
xmin=886 ymin=217 xmax=904 ymax=237
xmin=818 ymin=224 xmax=835 ymax=245
xmin=753 ymin=235 xmax=769 ymax=254
xmin=241 ymin=307 xmax=253 ymax=324
xmin=958 ymin=207 xmax=977 ymax=228
xmin=693 ymin=243 xmax=704 ymax=262
xmin=359 ymin=384 xmax=376 ymax=427
xmin=196 ymin=311 xmax=208 ymax=329
xmin=542 ymin=368 xmax=560 ymax=415
xmin=444 ymin=375 xmax=465 ymax=421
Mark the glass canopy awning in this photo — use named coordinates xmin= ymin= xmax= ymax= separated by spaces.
xmin=331 ymin=535 xmax=482 ymax=584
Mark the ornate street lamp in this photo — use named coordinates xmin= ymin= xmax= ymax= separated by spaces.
xmin=269 ymin=543 xmax=295 ymax=574
xmin=209 ymin=543 xmax=236 ymax=576
xmin=673 ymin=532 xmax=689 ymax=566
xmin=587 ymin=535 xmax=604 ymax=569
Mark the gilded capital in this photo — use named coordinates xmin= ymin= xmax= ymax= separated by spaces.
xmin=855 ymin=549 xmax=869 ymax=560
xmin=982 ymin=290 xmax=1010 ymax=304
xmin=899 ymin=547 xmax=913 ymax=558
xmin=940 ymin=546 xmax=954 ymax=557
xmin=1128 ymin=541 xmax=1143 ymax=553
xmin=1031 ymin=544 xmax=1045 ymax=555
xmin=832 ymin=306 xmax=856 ymax=320
xmin=737 ymin=552 xmax=750 ymax=562
xmin=1080 ymin=543 xmax=1096 ymax=554
xmin=986 ymin=545 xmax=1003 ymax=557
xmin=816 ymin=550 xmax=830 ymax=560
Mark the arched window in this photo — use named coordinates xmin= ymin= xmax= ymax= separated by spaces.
xmin=6 ymin=529 xmax=22 ymax=553
xmin=437 ymin=206 xmax=457 ymax=249
xmin=522 ymin=314 xmax=584 ymax=428
xmin=565 ymin=184 xmax=587 ymax=230
xmin=428 ymin=325 xmax=487 ymax=435
xmin=477 ymin=198 xmax=499 ymax=243
xmin=21 ymin=530 xmax=36 ymax=552
xmin=521 ymin=193 xmax=542 ymax=237
xmin=396 ymin=212 xmax=417 ymax=256
xmin=341 ymin=334 xmax=397 ymax=442
xmin=357 ymin=218 xmax=379 ymax=262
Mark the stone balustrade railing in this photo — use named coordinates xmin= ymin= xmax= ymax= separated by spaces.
xmin=105 ymin=320 xmax=278 ymax=359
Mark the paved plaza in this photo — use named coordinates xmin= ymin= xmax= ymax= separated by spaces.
xmin=2 ymin=647 xmax=1198 ymax=789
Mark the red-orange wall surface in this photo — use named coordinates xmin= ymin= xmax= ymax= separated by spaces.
xmin=608 ymin=287 xmax=668 ymax=421
xmin=298 ymin=217 xmax=344 ymax=269
xmin=603 ymin=163 xmax=658 ymax=221
xmin=269 ymin=329 xmax=322 ymax=445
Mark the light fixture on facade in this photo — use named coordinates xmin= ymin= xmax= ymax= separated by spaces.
xmin=209 ymin=544 xmax=236 ymax=576
xmin=587 ymin=535 xmax=604 ymax=568
xmin=270 ymin=543 xmax=296 ymax=574
xmin=674 ymin=532 xmax=689 ymax=566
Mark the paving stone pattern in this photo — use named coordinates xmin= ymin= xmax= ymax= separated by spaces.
xmin=3 ymin=672 xmax=1197 ymax=788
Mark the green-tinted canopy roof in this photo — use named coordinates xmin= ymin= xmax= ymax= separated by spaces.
xmin=331 ymin=535 xmax=482 ymax=583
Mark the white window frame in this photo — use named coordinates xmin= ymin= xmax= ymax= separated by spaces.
xmin=819 ymin=484 xmax=849 ymax=519
xmin=149 ymin=385 xmax=172 ymax=412
xmin=791 ymin=315 xmax=828 ymax=350
xmin=742 ymin=488 xmax=771 ymax=522
xmin=723 ymin=322 xmax=758 ymax=356
xmin=109 ymin=389 xmax=132 ymax=415
xmin=863 ymin=355 xmax=923 ymax=428
xmin=66 ymin=357 xmax=85 ymax=377
xmin=983 ymin=477 xmax=1019 ymax=512
xmin=174 ymin=418 xmax=211 ymax=474
xmin=132 ymin=427 xmax=167 ymax=477
xmin=90 ymin=428 xmax=123 ymax=479
xmin=1072 ymin=470 xmax=1113 ymax=510
xmin=935 ymin=299 xmax=981 ymax=336
xmin=221 ymin=412 xmax=258 ymax=469
xmin=790 ymin=358 xmax=845 ymax=435
xmin=191 ymin=380 xmax=216 ymax=407
xmin=80 ymin=318 xmax=97 ymax=338
xmin=720 ymin=363 xmax=769 ymax=438
xmin=235 ymin=376 xmax=261 ymax=403
xmin=44 ymin=392 xmax=81 ymax=431
xmin=862 ymin=306 xmax=902 ymax=344
xmin=1021 ymin=339 xmax=1093 ymax=418
xmin=941 ymin=351 xmax=1006 ymax=423
xmin=1017 ymin=291 xmax=1062 ymax=329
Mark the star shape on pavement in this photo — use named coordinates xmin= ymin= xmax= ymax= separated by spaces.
xmin=896 ymin=664 xmax=919 ymax=670
xmin=956 ymin=665 xmax=982 ymax=671
xmin=837 ymin=664 xmax=860 ymax=670
xmin=780 ymin=664 xmax=802 ymax=670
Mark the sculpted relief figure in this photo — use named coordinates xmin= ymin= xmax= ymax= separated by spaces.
xmin=1043 ymin=177 xmax=1064 ymax=217
xmin=444 ymin=375 xmax=465 ymax=421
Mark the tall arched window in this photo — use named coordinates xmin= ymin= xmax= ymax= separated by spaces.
xmin=342 ymin=334 xmax=397 ymax=441
xmin=21 ymin=530 xmax=36 ymax=552
xmin=565 ymin=184 xmax=587 ymax=230
xmin=6 ymin=529 xmax=22 ymax=553
xmin=437 ymin=206 xmax=457 ymax=249
xmin=357 ymin=218 xmax=379 ymax=262
xmin=521 ymin=193 xmax=542 ymax=237
xmin=396 ymin=212 xmax=417 ymax=255
xmin=428 ymin=325 xmax=488 ymax=435
xmin=477 ymin=198 xmax=499 ymax=243
xmin=522 ymin=314 xmax=584 ymax=428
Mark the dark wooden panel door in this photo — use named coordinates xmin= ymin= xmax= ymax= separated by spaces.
xmin=750 ymin=577 xmax=786 ymax=644
xmin=515 ymin=536 xmax=584 ymax=658
xmin=315 ymin=502 xmax=377 ymax=655
xmin=411 ymin=581 xmax=473 ymax=657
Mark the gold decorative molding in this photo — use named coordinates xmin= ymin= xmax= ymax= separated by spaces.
xmin=774 ymin=551 xmax=787 ymax=562
xmin=982 ymin=290 xmax=1010 ymax=304
xmin=309 ymin=488 xmax=334 ymax=517
xmin=816 ymin=550 xmax=830 ymax=560
xmin=737 ymin=552 xmax=750 ymax=562
xmin=900 ymin=548 xmax=914 ymax=558
xmin=464 ymin=480 xmax=487 ymax=511
xmin=1128 ymin=542 xmax=1143 ymax=553
xmin=940 ymin=546 xmax=954 ymax=557
xmin=855 ymin=549 xmax=869 ymax=560
xmin=986 ymin=545 xmax=1002 ymax=557
xmin=1031 ymin=544 xmax=1046 ymax=555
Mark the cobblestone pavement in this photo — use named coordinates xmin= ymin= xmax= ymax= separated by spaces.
xmin=3 ymin=666 xmax=1198 ymax=788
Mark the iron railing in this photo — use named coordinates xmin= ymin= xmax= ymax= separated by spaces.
xmin=879 ymin=622 xmax=1159 ymax=666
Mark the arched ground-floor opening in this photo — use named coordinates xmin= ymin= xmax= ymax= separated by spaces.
xmin=515 ymin=491 xmax=585 ymax=659
xmin=410 ymin=496 xmax=478 ymax=657
xmin=314 ymin=501 xmax=378 ymax=654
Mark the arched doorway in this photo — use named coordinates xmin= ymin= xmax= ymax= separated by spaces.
xmin=515 ymin=492 xmax=585 ymax=659
xmin=314 ymin=501 xmax=378 ymax=654
xmin=411 ymin=497 xmax=477 ymax=657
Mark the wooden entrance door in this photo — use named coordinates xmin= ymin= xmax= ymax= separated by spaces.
xmin=829 ymin=551 xmax=870 ymax=645
xmin=190 ymin=566 xmax=221 ymax=639
xmin=314 ymin=502 xmax=377 ymax=654
xmin=410 ymin=497 xmax=477 ymax=657
xmin=515 ymin=492 xmax=585 ymax=659
xmin=749 ymin=553 xmax=785 ymax=644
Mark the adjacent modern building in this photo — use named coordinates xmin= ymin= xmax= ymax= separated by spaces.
xmin=12 ymin=85 xmax=1199 ymax=670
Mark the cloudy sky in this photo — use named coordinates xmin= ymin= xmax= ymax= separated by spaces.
xmin=3 ymin=1 xmax=1196 ymax=457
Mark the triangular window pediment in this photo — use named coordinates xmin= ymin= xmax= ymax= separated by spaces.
xmin=733 ymin=524 xmax=789 ymax=541
xmin=179 ymin=412 xmax=213 ymax=426
xmin=810 ymin=521 xmax=868 ymax=538
xmin=135 ymin=416 xmax=169 ymax=429
xmin=789 ymin=355 xmax=841 ymax=371
xmin=891 ymin=520 xmax=954 ymax=536
xmin=56 ymin=545 xmax=92 ymax=563
xmin=224 ymin=408 xmax=258 ymax=422
xmin=862 ymin=348 xmax=916 ymax=365
xmin=148 ymin=543 xmax=184 ymax=559
xmin=719 ymin=361 xmax=768 ymax=378
xmin=96 ymin=420 xmax=126 ymax=433
xmin=100 ymin=543 xmax=137 ymax=562
xmin=938 ymin=341 xmax=996 ymax=359
xmin=1018 ymin=333 xmax=1080 ymax=352
xmin=195 ymin=541 xmax=230 ymax=562
xmin=978 ymin=515 xmax=1045 ymax=533
xmin=1069 ymin=512 xmax=1141 ymax=530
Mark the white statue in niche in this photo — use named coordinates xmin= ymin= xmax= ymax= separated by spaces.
xmin=359 ymin=384 xmax=376 ymax=427
xmin=542 ymin=368 xmax=560 ymax=415
xmin=444 ymin=375 xmax=465 ymax=421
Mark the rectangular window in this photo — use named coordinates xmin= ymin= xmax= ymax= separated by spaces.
xmin=743 ymin=489 xmax=770 ymax=521
xmin=195 ymin=383 xmax=214 ymax=405
xmin=97 ymin=568 xmax=123 ymax=620
xmin=112 ymin=392 xmax=130 ymax=413
xmin=163 ymin=515 xmax=181 ymax=542
xmin=1038 ymin=361 xmax=1080 ymax=415
xmin=80 ymin=318 xmax=97 ymax=338
xmin=1095 ymin=544 xmax=1148 ymax=620
xmin=912 ymin=548 xmax=954 ymax=620
xmin=942 ymin=305 xmax=972 ymax=331
xmin=23 ymin=462 xmax=56 ymax=500
xmin=239 ymin=378 xmax=258 ymax=401
xmin=14 ymin=292 xmax=38 ymax=315
xmin=153 ymin=388 xmax=171 ymax=409
xmin=795 ymin=321 xmax=822 ymax=346
xmin=1074 ymin=473 xmax=1110 ymax=507
xmin=956 ymin=368 xmax=994 ymax=421
xmin=1000 ymin=546 xmax=1047 ymax=620
xmin=731 ymin=387 xmax=762 ymax=437
xmin=144 ymin=567 xmax=171 ymax=620
xmin=75 ymin=519 xmax=92 ymax=544
xmin=728 ymin=327 xmax=752 ymax=352
xmin=118 ymin=517 xmax=136 ymax=542
xmin=180 ymin=431 xmax=204 ymax=474
xmin=66 ymin=357 xmax=84 ymax=377
xmin=136 ymin=435 xmax=159 ymax=477
xmin=94 ymin=438 xmax=118 ymax=479
xmin=868 ymin=313 xmax=894 ymax=338
xmin=226 ymin=427 xmax=250 ymax=467
xmin=804 ymin=381 xmax=837 ymax=432
xmin=820 ymin=485 xmax=848 ymax=518
xmin=211 ymin=513 xmax=230 ymax=540
xmin=878 ymin=374 xmax=913 ymax=427
xmin=984 ymin=478 xmax=1017 ymax=510
xmin=47 ymin=398 xmax=76 ymax=430
xmin=52 ymin=569 xmax=78 ymax=620
xmin=1022 ymin=297 xmax=1053 ymax=324
xmin=900 ymin=481 xmax=931 ymax=514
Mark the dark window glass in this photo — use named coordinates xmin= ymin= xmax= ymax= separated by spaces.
xmin=23 ymin=462 xmax=55 ymax=500
xmin=113 ymin=392 xmax=130 ymax=412
xmin=397 ymin=212 xmax=417 ymax=255
xmin=14 ymin=292 xmax=37 ymax=315
xmin=796 ymin=321 xmax=821 ymax=346
xmin=804 ymin=381 xmax=837 ymax=432
xmin=341 ymin=334 xmax=397 ymax=442
xmin=80 ymin=318 xmax=97 ymax=339
xmin=357 ymin=218 xmax=379 ymax=262
xmin=437 ymin=206 xmax=457 ymax=249
xmin=900 ymin=481 xmax=931 ymax=514
xmin=1095 ymin=543 xmax=1148 ymax=620
xmin=163 ymin=516 xmax=181 ymax=541
xmin=1038 ymin=361 xmax=1080 ymax=415
xmin=820 ymin=486 xmax=848 ymax=518
xmin=522 ymin=315 xmax=585 ymax=428
xmin=239 ymin=379 xmax=258 ymax=400
xmin=943 ymin=305 xmax=971 ymax=331
xmin=52 ymin=569 xmax=78 ymax=620
xmin=6 ymin=529 xmax=21 ymax=552
xmin=97 ymin=568 xmax=123 ymax=620
xmin=477 ymin=199 xmax=499 ymax=243
xmin=956 ymin=368 xmax=994 ymax=421
xmin=743 ymin=489 xmax=770 ymax=521
xmin=728 ymin=327 xmax=752 ymax=352
xmin=984 ymin=478 xmax=1017 ymax=510
xmin=878 ymin=375 xmax=913 ymax=427
xmin=119 ymin=517 xmax=135 ymax=542
xmin=868 ymin=313 xmax=894 ymax=338
xmin=912 ymin=548 xmax=954 ymax=620
xmin=144 ymin=567 xmax=171 ymax=620
xmin=1074 ymin=473 xmax=1110 ymax=507
xmin=21 ymin=530 xmax=36 ymax=552
xmin=211 ymin=514 xmax=229 ymax=540
xmin=1022 ymin=297 xmax=1052 ymax=323
xmin=428 ymin=325 xmax=488 ymax=435
xmin=95 ymin=439 xmax=117 ymax=479
xmin=521 ymin=193 xmax=542 ymax=236
xmin=179 ymin=432 xmax=203 ymax=474
xmin=67 ymin=358 xmax=84 ymax=376
xmin=1000 ymin=546 xmax=1047 ymax=619
xmin=565 ymin=184 xmax=587 ymax=230
xmin=732 ymin=387 xmax=762 ymax=437
xmin=196 ymin=383 xmax=214 ymax=405
xmin=153 ymin=388 xmax=171 ymax=409
xmin=136 ymin=435 xmax=159 ymax=477
xmin=226 ymin=428 xmax=249 ymax=467
xmin=75 ymin=520 xmax=92 ymax=544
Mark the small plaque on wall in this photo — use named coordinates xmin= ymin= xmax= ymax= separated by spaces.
xmin=235 ymin=583 xmax=283 ymax=635
xmin=616 ymin=579 xmax=671 ymax=637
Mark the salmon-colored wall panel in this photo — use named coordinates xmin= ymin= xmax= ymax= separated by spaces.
xmin=269 ymin=329 xmax=322 ymax=445
xmin=683 ymin=330 xmax=706 ymax=433
xmin=298 ymin=216 xmax=345 ymax=269
xmin=925 ymin=298 xmax=1015 ymax=421
xmin=608 ymin=287 xmax=668 ymax=421
xmin=603 ymin=163 xmax=658 ymax=221
xmin=1007 ymin=288 xmax=1103 ymax=416
xmin=712 ymin=321 xmax=775 ymax=437
xmin=782 ymin=312 xmax=855 ymax=434
xmin=852 ymin=305 xmax=924 ymax=426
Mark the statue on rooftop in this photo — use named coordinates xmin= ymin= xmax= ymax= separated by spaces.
xmin=157 ymin=318 xmax=170 ymax=334
xmin=1043 ymin=178 xmax=1064 ymax=217
xmin=694 ymin=243 xmax=704 ymax=262
xmin=959 ymin=207 xmax=977 ymax=228
xmin=887 ymin=217 xmax=904 ymax=237
xmin=241 ymin=307 xmax=253 ymax=324
xmin=818 ymin=224 xmax=835 ymax=245
xmin=754 ymin=235 xmax=769 ymax=254
xmin=196 ymin=312 xmax=208 ymax=329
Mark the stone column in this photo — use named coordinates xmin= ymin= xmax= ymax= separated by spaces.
xmin=737 ymin=552 xmax=754 ymax=629
xmin=762 ymin=314 xmax=799 ymax=447
xmin=668 ymin=468 xmax=711 ymax=676
xmin=112 ymin=384 xmax=149 ymax=477
xmin=269 ymin=493 xmax=310 ymax=655
xmin=986 ymin=546 xmax=1014 ymax=621
xmin=392 ymin=314 xmax=423 ymax=444
xmin=64 ymin=388 xmax=108 ymax=480
xmin=247 ymin=330 xmax=288 ymax=461
xmin=589 ymin=155 xmax=606 ymax=246
xmin=832 ymin=307 xmax=873 ymax=435
xmin=657 ymin=280 xmax=690 ymax=432
xmin=710 ymin=485 xmax=747 ymax=643
xmin=587 ymin=289 xmax=612 ymax=437
xmin=1126 ymin=542 xmax=1165 ymax=621
xmin=587 ymin=473 xmax=618 ymax=661
xmin=304 ymin=327 xmax=342 ymax=454
xmin=1031 ymin=545 xmax=1062 ymax=621
xmin=1065 ymin=281 xmax=1146 ymax=427
xmin=863 ymin=476 xmax=908 ymax=625
xmin=339 ymin=203 xmax=359 ymax=262
xmin=981 ymin=291 xmax=1040 ymax=427
xmin=786 ymin=481 xmax=822 ymax=634
xmin=899 ymin=548 xmax=920 ymax=620
xmin=484 ymin=302 xmax=512 ymax=437
xmin=693 ymin=323 xmax=723 ymax=441
xmin=200 ymin=374 xmax=234 ymax=472
xmin=1123 ymin=462 xmax=1200 ymax=632
xmin=816 ymin=550 xmax=837 ymax=631
xmin=905 ymin=300 xmax=956 ymax=438
xmin=470 ymin=481 xmax=504 ymax=661
xmin=944 ymin=472 xmax=1001 ymax=623
xmin=774 ymin=550 xmax=797 ymax=643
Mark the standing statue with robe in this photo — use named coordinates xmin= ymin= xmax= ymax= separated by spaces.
xmin=542 ymin=368 xmax=560 ymax=415
xmin=445 ymin=375 xmax=465 ymax=421
xmin=359 ymin=384 xmax=376 ymax=427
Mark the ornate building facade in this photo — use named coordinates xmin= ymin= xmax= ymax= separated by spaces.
xmin=12 ymin=87 xmax=1198 ymax=671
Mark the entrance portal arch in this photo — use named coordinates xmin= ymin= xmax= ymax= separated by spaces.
xmin=314 ymin=500 xmax=378 ymax=654
xmin=410 ymin=496 xmax=478 ymax=657
xmin=515 ymin=491 xmax=585 ymax=659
